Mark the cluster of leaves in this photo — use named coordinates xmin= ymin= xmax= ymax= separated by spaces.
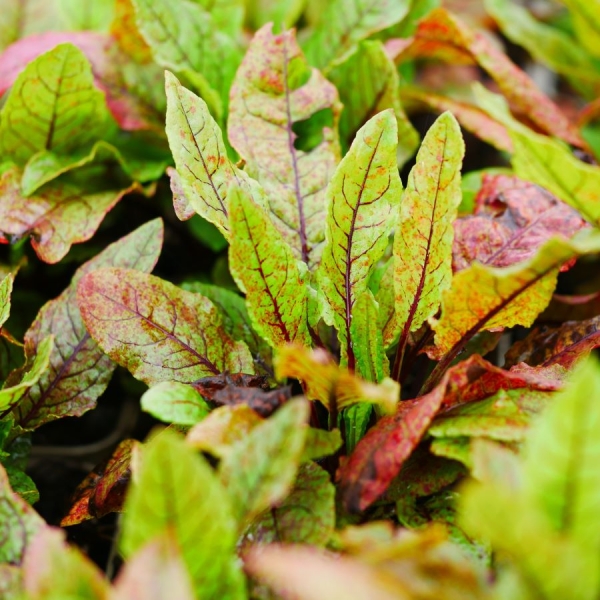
xmin=1 ymin=0 xmax=600 ymax=598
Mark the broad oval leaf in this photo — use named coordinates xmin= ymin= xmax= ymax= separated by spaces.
xmin=385 ymin=112 xmax=464 ymax=371
xmin=317 ymin=109 xmax=402 ymax=367
xmin=228 ymin=186 xmax=311 ymax=348
xmin=7 ymin=219 xmax=163 ymax=433
xmin=141 ymin=381 xmax=210 ymax=426
xmin=121 ymin=429 xmax=244 ymax=599
xmin=77 ymin=267 xmax=254 ymax=385
xmin=228 ymin=24 xmax=342 ymax=268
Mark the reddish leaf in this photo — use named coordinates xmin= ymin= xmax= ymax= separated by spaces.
xmin=339 ymin=353 xmax=565 ymax=512
xmin=191 ymin=373 xmax=269 ymax=398
xmin=453 ymin=175 xmax=588 ymax=271
xmin=77 ymin=268 xmax=254 ymax=384
xmin=4 ymin=219 xmax=163 ymax=433
xmin=0 ymin=166 xmax=141 ymax=264
xmin=61 ymin=439 xmax=136 ymax=527
xmin=394 ymin=8 xmax=583 ymax=147
xmin=505 ymin=317 xmax=600 ymax=370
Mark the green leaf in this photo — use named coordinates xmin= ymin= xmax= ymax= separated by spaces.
xmin=228 ymin=186 xmax=311 ymax=348
xmin=0 ymin=43 xmax=111 ymax=165
xmin=328 ymin=40 xmax=419 ymax=163
xmin=241 ymin=462 xmax=335 ymax=546
xmin=77 ymin=267 xmax=254 ymax=385
xmin=302 ymin=0 xmax=411 ymax=69
xmin=219 ymin=397 xmax=309 ymax=527
xmin=302 ymin=427 xmax=343 ymax=462
xmin=121 ymin=429 xmax=245 ymax=599
xmin=22 ymin=529 xmax=110 ymax=600
xmin=194 ymin=0 xmax=245 ymax=38
xmin=8 ymin=219 xmax=162 ymax=433
xmin=523 ymin=356 xmax=600 ymax=552
xmin=5 ymin=465 xmax=39 ymax=505
xmin=57 ymin=0 xmax=115 ymax=31
xmin=343 ymin=403 xmax=373 ymax=454
xmin=0 ymin=274 xmax=13 ymax=329
xmin=141 ymin=381 xmax=210 ymax=426
xmin=317 ymin=109 xmax=402 ymax=367
xmin=0 ymin=463 xmax=45 ymax=565
xmin=165 ymin=71 xmax=257 ymax=239
xmin=560 ymin=0 xmax=600 ymax=59
xmin=386 ymin=112 xmax=464 ymax=376
xmin=228 ymin=24 xmax=342 ymax=268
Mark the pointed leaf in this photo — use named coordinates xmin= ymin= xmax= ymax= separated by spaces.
xmin=523 ymin=356 xmax=600 ymax=551
xmin=0 ymin=43 xmax=110 ymax=164
xmin=302 ymin=0 xmax=411 ymax=69
xmin=0 ymin=463 xmax=45 ymax=565
xmin=317 ymin=109 xmax=402 ymax=366
xmin=401 ymin=8 xmax=583 ymax=146
xmin=112 ymin=533 xmax=195 ymax=600
xmin=141 ymin=381 xmax=210 ymax=426
xmin=219 ymin=397 xmax=309 ymax=527
xmin=453 ymin=174 xmax=588 ymax=271
xmin=328 ymin=40 xmax=419 ymax=163
xmin=385 ymin=112 xmax=464 ymax=368
xmin=228 ymin=24 xmax=341 ymax=267
xmin=77 ymin=267 xmax=253 ymax=385
xmin=427 ymin=232 xmax=600 ymax=378
xmin=165 ymin=72 xmax=254 ymax=238
xmin=121 ymin=430 xmax=244 ymax=599
xmin=0 ymin=274 xmax=13 ymax=329
xmin=22 ymin=529 xmax=110 ymax=600
xmin=241 ymin=462 xmax=335 ymax=547
xmin=302 ymin=427 xmax=343 ymax=462
xmin=229 ymin=186 xmax=311 ymax=348
xmin=7 ymin=219 xmax=162 ymax=432
xmin=0 ymin=167 xmax=141 ymax=264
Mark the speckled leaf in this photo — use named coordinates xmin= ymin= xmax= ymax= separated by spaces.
xmin=396 ymin=8 xmax=582 ymax=147
xmin=219 ymin=397 xmax=309 ymax=527
xmin=241 ymin=462 xmax=335 ymax=547
xmin=317 ymin=110 xmax=402 ymax=367
xmin=132 ymin=0 xmax=239 ymax=119
xmin=302 ymin=428 xmax=343 ymax=462
xmin=0 ymin=274 xmax=13 ymax=329
xmin=0 ymin=43 xmax=110 ymax=165
xmin=339 ymin=379 xmax=446 ymax=512
xmin=453 ymin=174 xmax=588 ymax=271
xmin=428 ymin=233 xmax=600 ymax=373
xmin=523 ymin=356 xmax=600 ymax=551
xmin=302 ymin=0 xmax=411 ymax=69
xmin=386 ymin=112 xmax=464 ymax=376
xmin=22 ymin=529 xmax=110 ymax=600
xmin=183 ymin=281 xmax=272 ymax=371
xmin=112 ymin=532 xmax=195 ymax=600
xmin=77 ymin=267 xmax=253 ymax=385
xmin=0 ymin=166 xmax=141 ymax=264
xmin=228 ymin=186 xmax=311 ymax=348
xmin=7 ymin=219 xmax=162 ymax=433
xmin=62 ymin=439 xmax=136 ymax=527
xmin=0 ymin=463 xmax=45 ymax=565
xmin=228 ymin=24 xmax=341 ymax=268
xmin=0 ymin=335 xmax=52 ymax=413
xmin=430 ymin=437 xmax=473 ymax=468
xmin=141 ymin=381 xmax=210 ymax=426
xmin=186 ymin=404 xmax=263 ymax=458
xmin=121 ymin=430 xmax=244 ymax=599
xmin=165 ymin=72 xmax=257 ymax=239
xmin=328 ymin=40 xmax=418 ymax=162
xmin=505 ymin=317 xmax=600 ymax=370
xmin=5 ymin=466 xmax=39 ymax=505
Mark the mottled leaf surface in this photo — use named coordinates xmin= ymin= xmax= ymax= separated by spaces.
xmin=141 ymin=381 xmax=210 ymax=425
xmin=78 ymin=267 xmax=253 ymax=385
xmin=219 ymin=397 xmax=309 ymax=527
xmin=241 ymin=462 xmax=335 ymax=547
xmin=228 ymin=24 xmax=341 ymax=267
xmin=317 ymin=110 xmax=402 ymax=367
xmin=386 ymin=112 xmax=464 ymax=369
xmin=121 ymin=430 xmax=244 ymax=599
xmin=229 ymin=187 xmax=311 ymax=348
xmin=302 ymin=0 xmax=411 ymax=69
xmin=453 ymin=174 xmax=588 ymax=271
xmin=0 ymin=43 xmax=110 ymax=164
xmin=0 ymin=274 xmax=14 ymax=329
xmin=7 ymin=219 xmax=162 ymax=432
xmin=328 ymin=40 xmax=418 ymax=162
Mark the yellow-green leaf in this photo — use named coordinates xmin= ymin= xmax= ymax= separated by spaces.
xmin=0 ymin=274 xmax=13 ymax=329
xmin=317 ymin=109 xmax=402 ymax=367
xmin=560 ymin=0 xmax=600 ymax=59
